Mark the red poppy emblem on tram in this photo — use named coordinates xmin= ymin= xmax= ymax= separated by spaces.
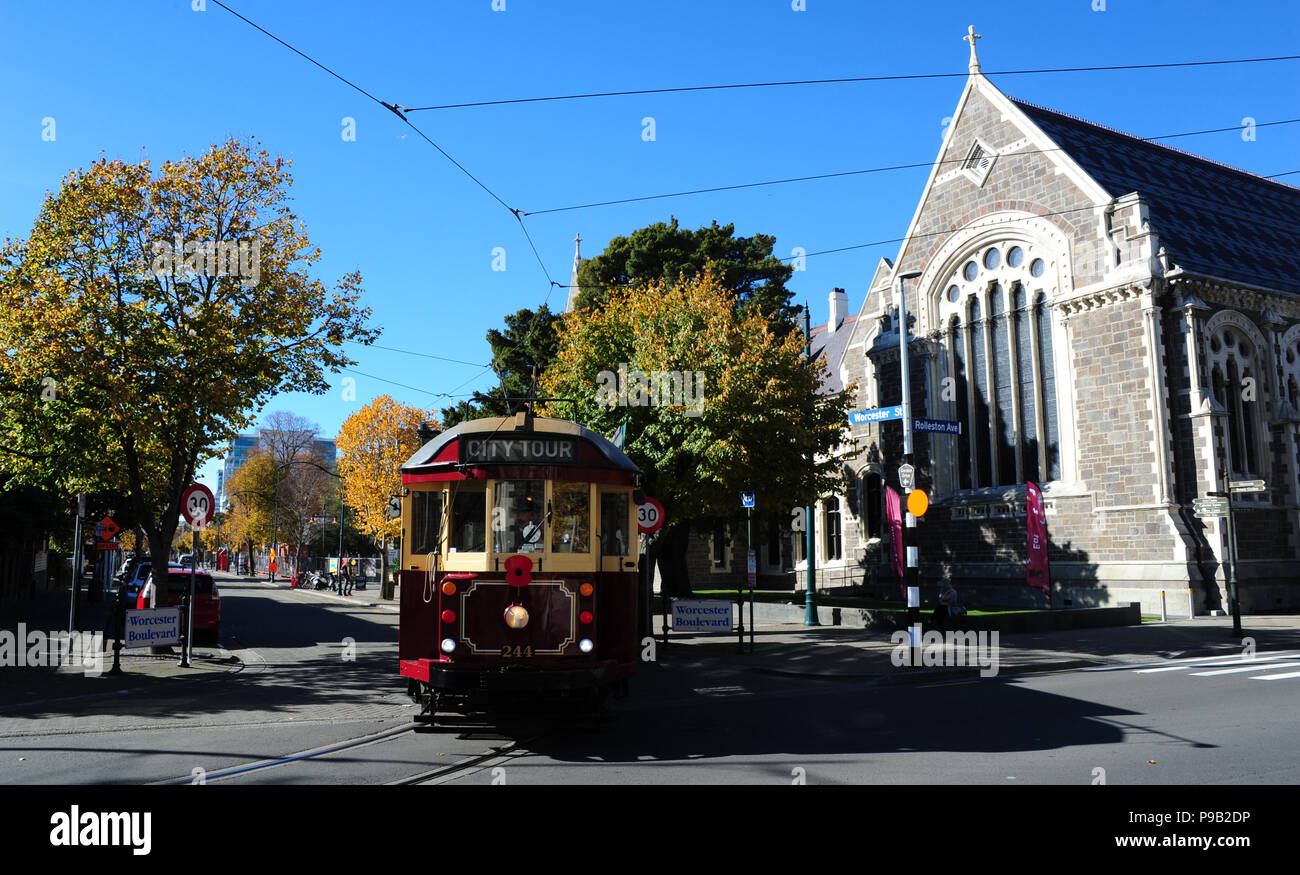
xmin=504 ymin=555 xmax=533 ymax=588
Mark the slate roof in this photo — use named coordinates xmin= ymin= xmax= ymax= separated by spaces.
xmin=1011 ymin=98 xmax=1300 ymax=295
xmin=810 ymin=314 xmax=857 ymax=394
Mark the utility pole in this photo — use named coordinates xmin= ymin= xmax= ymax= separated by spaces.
xmin=803 ymin=305 xmax=819 ymax=627
xmin=896 ymin=270 xmax=923 ymax=663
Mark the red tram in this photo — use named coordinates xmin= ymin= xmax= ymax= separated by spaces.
xmin=398 ymin=411 xmax=642 ymax=723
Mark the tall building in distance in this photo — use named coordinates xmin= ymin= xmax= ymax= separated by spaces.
xmin=219 ymin=433 xmax=337 ymax=511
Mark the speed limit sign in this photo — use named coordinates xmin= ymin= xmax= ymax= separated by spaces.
xmin=181 ymin=483 xmax=216 ymax=528
xmin=636 ymin=497 xmax=665 ymax=534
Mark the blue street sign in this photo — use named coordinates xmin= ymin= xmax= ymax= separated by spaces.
xmin=740 ymin=492 xmax=755 ymax=508
xmin=848 ymin=406 xmax=904 ymax=425
xmin=912 ymin=418 xmax=962 ymax=435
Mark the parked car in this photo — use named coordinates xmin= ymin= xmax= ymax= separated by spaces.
xmin=178 ymin=553 xmax=195 ymax=569
xmin=118 ymin=561 xmax=186 ymax=602
xmin=136 ymin=569 xmax=220 ymax=645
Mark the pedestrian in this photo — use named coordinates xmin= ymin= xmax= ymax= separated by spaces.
xmin=934 ymin=580 xmax=959 ymax=631
xmin=343 ymin=562 xmax=354 ymax=597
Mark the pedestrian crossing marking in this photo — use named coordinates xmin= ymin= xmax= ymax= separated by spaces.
xmin=1128 ymin=651 xmax=1300 ymax=682
xmin=1190 ymin=661 xmax=1300 ymax=676
xmin=1133 ymin=651 xmax=1295 ymax=673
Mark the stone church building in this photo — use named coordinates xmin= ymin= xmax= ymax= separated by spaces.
xmin=815 ymin=34 xmax=1300 ymax=615
xmin=575 ymin=33 xmax=1300 ymax=614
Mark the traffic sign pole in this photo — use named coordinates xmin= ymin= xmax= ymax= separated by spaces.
xmin=896 ymin=270 xmax=922 ymax=664
xmin=803 ymin=307 xmax=819 ymax=627
xmin=1221 ymin=471 xmax=1242 ymax=638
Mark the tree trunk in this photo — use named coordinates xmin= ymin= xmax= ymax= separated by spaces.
xmin=655 ymin=525 xmax=693 ymax=597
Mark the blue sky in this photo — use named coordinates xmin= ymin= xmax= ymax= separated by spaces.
xmin=2 ymin=0 xmax=1297 ymax=494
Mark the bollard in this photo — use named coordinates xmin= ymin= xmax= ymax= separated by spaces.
xmin=1160 ymin=590 xmax=1167 ymax=623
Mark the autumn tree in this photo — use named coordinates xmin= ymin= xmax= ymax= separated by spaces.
xmin=0 ymin=139 xmax=377 ymax=596
xmin=336 ymin=395 xmax=438 ymax=593
xmin=224 ymin=450 xmax=278 ymax=567
xmin=540 ymin=271 xmax=850 ymax=596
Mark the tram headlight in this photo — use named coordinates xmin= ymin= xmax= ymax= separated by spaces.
xmin=579 ymin=638 xmax=594 ymax=654
xmin=440 ymin=638 xmax=456 ymax=654
xmin=504 ymin=604 xmax=530 ymax=629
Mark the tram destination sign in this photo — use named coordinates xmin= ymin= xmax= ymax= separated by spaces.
xmin=459 ymin=435 xmax=580 ymax=465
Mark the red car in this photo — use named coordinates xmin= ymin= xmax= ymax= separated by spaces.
xmin=137 ymin=569 xmax=221 ymax=645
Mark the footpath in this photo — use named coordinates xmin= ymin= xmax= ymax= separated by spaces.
xmin=5 ymin=574 xmax=1300 ymax=710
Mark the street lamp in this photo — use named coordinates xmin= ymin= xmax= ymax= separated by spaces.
xmin=895 ymin=269 xmax=923 ymax=659
xmin=804 ymin=304 xmax=820 ymax=627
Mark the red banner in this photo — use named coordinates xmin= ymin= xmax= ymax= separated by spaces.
xmin=886 ymin=486 xmax=905 ymax=592
xmin=1026 ymin=481 xmax=1050 ymax=594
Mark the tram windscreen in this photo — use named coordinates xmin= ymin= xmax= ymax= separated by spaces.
xmin=551 ymin=482 xmax=590 ymax=554
xmin=493 ymin=480 xmax=544 ymax=554
xmin=600 ymin=492 xmax=629 ymax=556
xmin=411 ymin=491 xmax=442 ymax=555
xmin=450 ymin=489 xmax=486 ymax=553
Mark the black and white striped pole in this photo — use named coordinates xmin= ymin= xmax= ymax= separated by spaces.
xmin=896 ymin=270 xmax=923 ymax=665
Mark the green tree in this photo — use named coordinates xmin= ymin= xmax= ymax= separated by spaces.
xmin=0 ymin=139 xmax=377 ymax=597
xmin=440 ymin=305 xmax=561 ymax=427
xmin=573 ymin=217 xmax=797 ymax=326
xmin=540 ymin=271 xmax=850 ymax=596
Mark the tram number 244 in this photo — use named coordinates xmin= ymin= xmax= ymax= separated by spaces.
xmin=501 ymin=645 xmax=534 ymax=658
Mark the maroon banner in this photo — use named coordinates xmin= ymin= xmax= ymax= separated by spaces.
xmin=1026 ymin=481 xmax=1050 ymax=594
xmin=886 ymin=486 xmax=905 ymax=592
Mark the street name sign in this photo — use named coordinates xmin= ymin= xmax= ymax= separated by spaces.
xmin=849 ymin=406 xmax=903 ymax=425
xmin=1228 ymin=480 xmax=1266 ymax=493
xmin=1192 ymin=497 xmax=1229 ymax=519
xmin=912 ymin=418 xmax=962 ymax=435
xmin=124 ymin=608 xmax=180 ymax=648
xmin=671 ymin=600 xmax=734 ymax=632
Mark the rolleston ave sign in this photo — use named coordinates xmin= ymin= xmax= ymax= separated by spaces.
xmin=459 ymin=436 xmax=579 ymax=464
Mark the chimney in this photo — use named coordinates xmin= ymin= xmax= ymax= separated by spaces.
xmin=828 ymin=287 xmax=848 ymax=334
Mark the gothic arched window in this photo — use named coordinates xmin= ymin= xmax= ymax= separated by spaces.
xmin=940 ymin=243 xmax=1061 ymax=488
xmin=1207 ymin=322 xmax=1263 ymax=477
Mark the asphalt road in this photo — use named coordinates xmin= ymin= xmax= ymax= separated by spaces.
xmin=2 ymin=575 xmax=1298 ymax=786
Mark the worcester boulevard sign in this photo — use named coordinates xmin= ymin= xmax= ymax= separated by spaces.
xmin=459 ymin=435 xmax=580 ymax=464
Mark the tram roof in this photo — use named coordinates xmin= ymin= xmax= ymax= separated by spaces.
xmin=401 ymin=414 xmax=639 ymax=475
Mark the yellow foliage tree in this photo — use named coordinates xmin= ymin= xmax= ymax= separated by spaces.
xmin=335 ymin=395 xmax=438 ymax=577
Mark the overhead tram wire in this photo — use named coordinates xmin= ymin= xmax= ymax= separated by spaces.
xmin=341 ymin=366 xmax=494 ymax=401
xmin=402 ymin=53 xmax=1300 ymax=112
xmin=521 ymin=116 xmax=1300 ymax=216
xmin=345 ymin=341 xmax=492 ymax=369
xmin=210 ymin=0 xmax=559 ymax=295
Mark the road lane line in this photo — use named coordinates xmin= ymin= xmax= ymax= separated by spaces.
xmin=1190 ymin=661 xmax=1300 ymax=676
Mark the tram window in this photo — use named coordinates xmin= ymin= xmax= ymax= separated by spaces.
xmin=493 ymin=480 xmax=545 ymax=554
xmin=411 ymin=491 xmax=443 ymax=555
xmin=600 ymin=492 xmax=629 ymax=556
xmin=551 ymin=482 xmax=591 ymax=553
xmin=450 ymin=489 xmax=486 ymax=553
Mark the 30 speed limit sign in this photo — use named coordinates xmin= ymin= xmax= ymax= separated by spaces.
xmin=181 ymin=483 xmax=216 ymax=528
xmin=636 ymin=497 xmax=665 ymax=534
